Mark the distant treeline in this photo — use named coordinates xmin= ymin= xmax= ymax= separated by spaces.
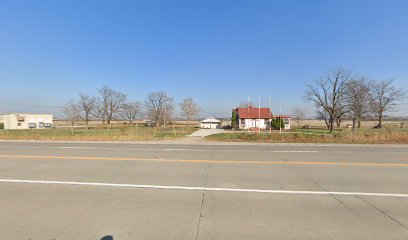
xmin=64 ymin=86 xmax=200 ymax=129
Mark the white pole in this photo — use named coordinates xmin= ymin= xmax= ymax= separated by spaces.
xmin=269 ymin=95 xmax=271 ymax=134
xmin=164 ymin=94 xmax=167 ymax=130
xmin=247 ymin=96 xmax=250 ymax=131
xmin=258 ymin=95 xmax=261 ymax=133
xmin=279 ymin=97 xmax=282 ymax=134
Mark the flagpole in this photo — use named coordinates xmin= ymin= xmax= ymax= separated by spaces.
xmin=269 ymin=95 xmax=271 ymax=134
xmin=279 ymin=97 xmax=282 ymax=134
xmin=258 ymin=95 xmax=261 ymax=134
xmin=247 ymin=96 xmax=250 ymax=131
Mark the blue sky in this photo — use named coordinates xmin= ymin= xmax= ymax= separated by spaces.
xmin=1 ymin=0 xmax=407 ymax=118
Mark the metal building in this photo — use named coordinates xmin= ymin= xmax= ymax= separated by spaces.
xmin=0 ymin=113 xmax=53 ymax=129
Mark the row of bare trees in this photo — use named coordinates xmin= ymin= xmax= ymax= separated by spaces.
xmin=304 ymin=68 xmax=406 ymax=132
xmin=63 ymin=86 xmax=200 ymax=129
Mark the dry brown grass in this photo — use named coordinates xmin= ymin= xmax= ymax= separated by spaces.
xmin=0 ymin=126 xmax=197 ymax=141
xmin=207 ymin=128 xmax=408 ymax=144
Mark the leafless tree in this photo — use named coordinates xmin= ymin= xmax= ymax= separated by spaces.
xmin=63 ymin=100 xmax=81 ymax=135
xmin=120 ymin=101 xmax=142 ymax=124
xmin=238 ymin=101 xmax=256 ymax=108
xmin=94 ymin=86 xmax=127 ymax=126
xmin=369 ymin=79 xmax=406 ymax=128
xmin=145 ymin=91 xmax=174 ymax=128
xmin=304 ymin=68 xmax=351 ymax=132
xmin=77 ymin=93 xmax=96 ymax=129
xmin=316 ymin=108 xmax=330 ymax=130
xmin=334 ymin=105 xmax=348 ymax=127
xmin=179 ymin=97 xmax=200 ymax=127
xmin=345 ymin=76 xmax=371 ymax=129
xmin=291 ymin=107 xmax=305 ymax=128
xmin=92 ymin=105 xmax=107 ymax=124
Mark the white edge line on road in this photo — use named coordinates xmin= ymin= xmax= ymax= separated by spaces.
xmin=0 ymin=178 xmax=407 ymax=198
xmin=163 ymin=148 xmax=200 ymax=151
xmin=59 ymin=147 xmax=94 ymax=149
xmin=273 ymin=151 xmax=318 ymax=153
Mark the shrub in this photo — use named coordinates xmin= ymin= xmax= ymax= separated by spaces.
xmin=270 ymin=118 xmax=285 ymax=130
xmin=0 ymin=123 xmax=4 ymax=129
xmin=231 ymin=111 xmax=237 ymax=129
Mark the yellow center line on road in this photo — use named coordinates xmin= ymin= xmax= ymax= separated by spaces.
xmin=0 ymin=154 xmax=407 ymax=167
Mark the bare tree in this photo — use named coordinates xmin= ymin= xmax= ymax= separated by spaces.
xmin=179 ymin=97 xmax=200 ymax=127
xmin=291 ymin=107 xmax=305 ymax=128
xmin=345 ymin=76 xmax=371 ymax=129
xmin=238 ymin=101 xmax=256 ymax=108
xmin=334 ymin=105 xmax=348 ymax=127
xmin=63 ymin=100 xmax=80 ymax=135
xmin=369 ymin=79 xmax=406 ymax=128
xmin=92 ymin=104 xmax=107 ymax=124
xmin=77 ymin=93 xmax=96 ymax=129
xmin=120 ymin=101 xmax=142 ymax=124
xmin=304 ymin=68 xmax=351 ymax=132
xmin=94 ymin=86 xmax=127 ymax=126
xmin=316 ymin=108 xmax=330 ymax=130
xmin=145 ymin=91 xmax=174 ymax=128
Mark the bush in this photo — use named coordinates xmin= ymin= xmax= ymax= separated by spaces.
xmin=231 ymin=111 xmax=237 ymax=129
xmin=0 ymin=123 xmax=4 ymax=129
xmin=270 ymin=118 xmax=285 ymax=130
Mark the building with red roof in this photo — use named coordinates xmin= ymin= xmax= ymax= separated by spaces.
xmin=232 ymin=107 xmax=272 ymax=129
xmin=232 ymin=107 xmax=291 ymax=130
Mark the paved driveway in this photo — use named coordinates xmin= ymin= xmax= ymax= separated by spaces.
xmin=187 ymin=129 xmax=225 ymax=137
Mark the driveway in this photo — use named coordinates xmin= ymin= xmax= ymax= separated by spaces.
xmin=187 ymin=129 xmax=225 ymax=137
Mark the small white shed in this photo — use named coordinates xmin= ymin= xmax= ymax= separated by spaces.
xmin=200 ymin=117 xmax=222 ymax=129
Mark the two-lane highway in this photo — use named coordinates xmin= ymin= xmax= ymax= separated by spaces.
xmin=0 ymin=141 xmax=407 ymax=239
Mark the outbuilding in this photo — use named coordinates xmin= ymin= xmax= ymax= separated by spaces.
xmin=200 ymin=117 xmax=222 ymax=129
xmin=0 ymin=113 xmax=53 ymax=129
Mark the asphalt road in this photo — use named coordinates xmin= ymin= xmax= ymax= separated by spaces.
xmin=0 ymin=141 xmax=407 ymax=240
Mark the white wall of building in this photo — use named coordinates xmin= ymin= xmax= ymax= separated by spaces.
xmin=237 ymin=117 xmax=290 ymax=130
xmin=283 ymin=117 xmax=291 ymax=130
xmin=239 ymin=118 xmax=270 ymax=129
xmin=0 ymin=113 xmax=53 ymax=129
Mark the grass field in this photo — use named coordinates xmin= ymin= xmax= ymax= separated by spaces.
xmin=0 ymin=126 xmax=197 ymax=141
xmin=207 ymin=127 xmax=408 ymax=144
xmin=2 ymin=124 xmax=407 ymax=144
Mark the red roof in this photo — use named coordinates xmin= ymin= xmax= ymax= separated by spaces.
xmin=274 ymin=115 xmax=291 ymax=118
xmin=236 ymin=107 xmax=272 ymax=119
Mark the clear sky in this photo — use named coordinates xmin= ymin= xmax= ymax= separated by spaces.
xmin=1 ymin=0 xmax=407 ymax=118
